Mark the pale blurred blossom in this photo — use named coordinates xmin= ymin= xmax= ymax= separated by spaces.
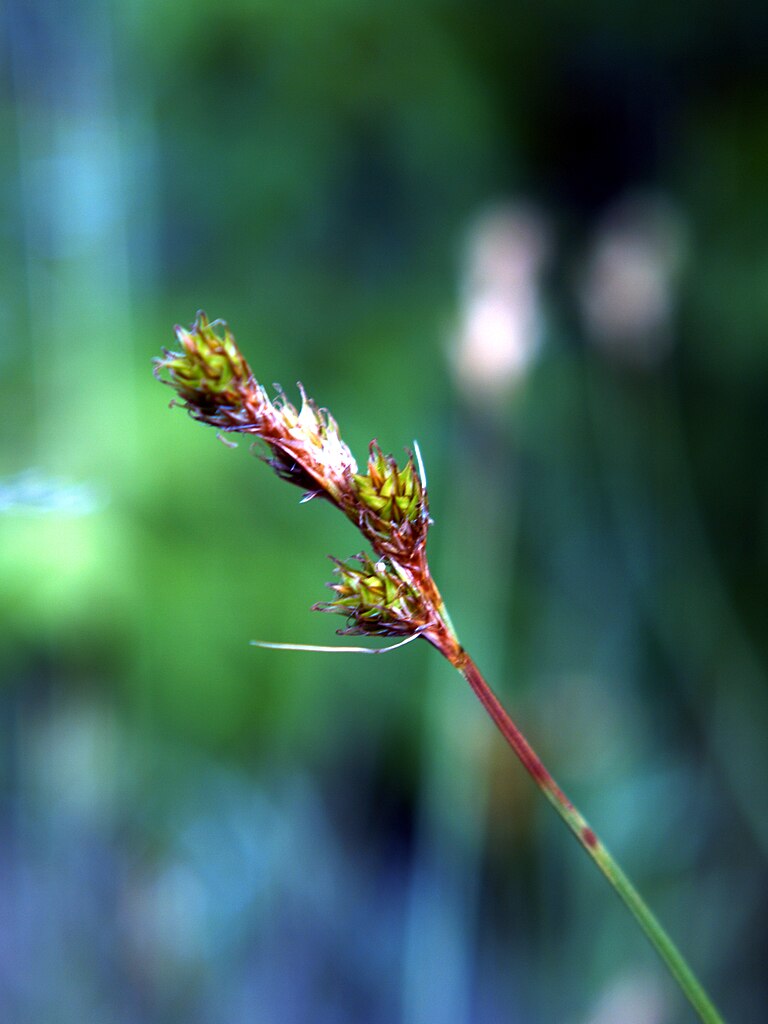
xmin=579 ymin=194 xmax=686 ymax=366
xmin=452 ymin=205 xmax=549 ymax=401
xmin=0 ymin=469 xmax=104 ymax=515
xmin=583 ymin=972 xmax=669 ymax=1024
xmin=120 ymin=862 xmax=209 ymax=987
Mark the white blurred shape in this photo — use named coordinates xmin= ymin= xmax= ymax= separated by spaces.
xmin=452 ymin=204 xmax=550 ymax=401
xmin=583 ymin=972 xmax=669 ymax=1024
xmin=122 ymin=862 xmax=209 ymax=986
xmin=28 ymin=123 xmax=121 ymax=258
xmin=30 ymin=700 xmax=118 ymax=820
xmin=579 ymin=194 xmax=686 ymax=367
xmin=0 ymin=469 xmax=104 ymax=515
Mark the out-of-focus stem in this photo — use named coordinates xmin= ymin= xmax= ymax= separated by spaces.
xmin=440 ymin=644 xmax=725 ymax=1024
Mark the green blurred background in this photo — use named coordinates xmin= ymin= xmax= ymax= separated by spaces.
xmin=1 ymin=2 xmax=767 ymax=1021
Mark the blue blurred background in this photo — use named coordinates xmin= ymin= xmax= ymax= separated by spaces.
xmin=1 ymin=2 xmax=767 ymax=1021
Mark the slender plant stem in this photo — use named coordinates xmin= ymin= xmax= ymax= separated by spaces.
xmin=448 ymin=647 xmax=725 ymax=1024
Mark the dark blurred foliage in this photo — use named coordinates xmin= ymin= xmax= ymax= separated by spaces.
xmin=1 ymin=1 xmax=767 ymax=1021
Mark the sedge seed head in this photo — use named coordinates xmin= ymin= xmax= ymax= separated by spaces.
xmin=351 ymin=442 xmax=430 ymax=552
xmin=314 ymin=554 xmax=427 ymax=638
xmin=155 ymin=311 xmax=255 ymax=417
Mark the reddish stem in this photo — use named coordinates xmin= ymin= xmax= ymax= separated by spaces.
xmin=455 ymin=648 xmax=574 ymax=811
xmin=431 ymin=640 xmax=725 ymax=1024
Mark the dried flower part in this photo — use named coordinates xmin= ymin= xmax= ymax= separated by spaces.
xmin=267 ymin=385 xmax=358 ymax=498
xmin=314 ymin=554 xmax=428 ymax=637
xmin=351 ymin=443 xmax=429 ymax=555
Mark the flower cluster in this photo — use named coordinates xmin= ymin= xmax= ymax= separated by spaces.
xmin=314 ymin=554 xmax=426 ymax=638
xmin=352 ymin=443 xmax=430 ymax=559
xmin=157 ymin=312 xmax=258 ymax=425
xmin=156 ymin=312 xmax=453 ymax=650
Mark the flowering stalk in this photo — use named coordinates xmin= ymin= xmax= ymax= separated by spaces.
xmin=155 ymin=313 xmax=725 ymax=1024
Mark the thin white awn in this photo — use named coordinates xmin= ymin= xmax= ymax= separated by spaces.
xmin=250 ymin=633 xmax=422 ymax=655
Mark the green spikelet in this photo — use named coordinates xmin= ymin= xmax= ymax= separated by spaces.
xmin=154 ymin=311 xmax=255 ymax=417
xmin=314 ymin=554 xmax=426 ymax=637
xmin=352 ymin=442 xmax=427 ymax=531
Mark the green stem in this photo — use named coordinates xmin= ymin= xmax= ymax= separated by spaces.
xmin=449 ymin=646 xmax=725 ymax=1024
